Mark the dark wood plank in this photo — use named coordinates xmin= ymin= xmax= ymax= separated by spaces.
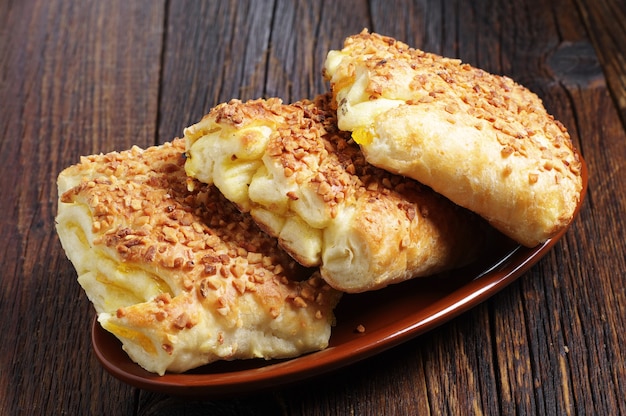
xmin=156 ymin=0 xmax=275 ymax=143
xmin=264 ymin=0 xmax=360 ymax=101
xmin=521 ymin=2 xmax=626 ymax=414
xmin=156 ymin=0 xmax=371 ymax=145
xmin=0 ymin=0 xmax=165 ymax=414
xmin=575 ymin=0 xmax=626 ymax=126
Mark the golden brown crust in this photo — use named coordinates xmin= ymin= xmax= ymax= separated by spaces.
xmin=324 ymin=30 xmax=583 ymax=246
xmin=59 ymin=140 xmax=304 ymax=284
xmin=184 ymin=95 xmax=487 ymax=292
xmin=56 ymin=139 xmax=340 ymax=375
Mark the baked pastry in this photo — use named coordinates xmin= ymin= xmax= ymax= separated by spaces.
xmin=56 ymin=139 xmax=341 ymax=375
xmin=184 ymin=94 xmax=485 ymax=293
xmin=323 ymin=30 xmax=583 ymax=247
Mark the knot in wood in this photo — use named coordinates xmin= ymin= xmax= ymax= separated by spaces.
xmin=547 ymin=41 xmax=604 ymax=88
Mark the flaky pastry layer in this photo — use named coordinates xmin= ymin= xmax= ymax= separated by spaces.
xmin=56 ymin=139 xmax=340 ymax=375
xmin=324 ymin=30 xmax=583 ymax=247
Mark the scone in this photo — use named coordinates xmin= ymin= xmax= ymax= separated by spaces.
xmin=56 ymin=139 xmax=341 ymax=375
xmin=184 ymin=94 xmax=486 ymax=293
xmin=324 ymin=30 xmax=583 ymax=247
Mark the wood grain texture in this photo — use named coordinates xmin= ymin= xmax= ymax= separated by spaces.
xmin=156 ymin=0 xmax=371 ymax=144
xmin=575 ymin=0 xmax=626 ymax=126
xmin=2 ymin=0 xmax=625 ymax=415
xmin=156 ymin=0 xmax=274 ymax=143
xmin=0 ymin=0 xmax=165 ymax=414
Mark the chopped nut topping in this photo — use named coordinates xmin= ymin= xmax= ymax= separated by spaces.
xmin=293 ymin=296 xmax=307 ymax=308
xmin=328 ymin=30 xmax=582 ymax=180
xmin=173 ymin=312 xmax=193 ymax=330
xmin=60 ymin=138 xmax=341 ymax=353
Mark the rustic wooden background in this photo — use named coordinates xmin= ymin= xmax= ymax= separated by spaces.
xmin=1 ymin=0 xmax=625 ymax=414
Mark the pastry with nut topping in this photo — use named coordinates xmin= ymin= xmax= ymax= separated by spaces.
xmin=324 ymin=30 xmax=583 ymax=247
xmin=55 ymin=139 xmax=341 ymax=375
xmin=184 ymin=94 xmax=485 ymax=293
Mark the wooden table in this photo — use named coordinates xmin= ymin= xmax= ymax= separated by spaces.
xmin=2 ymin=0 xmax=625 ymax=414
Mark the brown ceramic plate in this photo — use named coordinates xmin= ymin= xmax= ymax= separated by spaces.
xmin=92 ymin=156 xmax=587 ymax=398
